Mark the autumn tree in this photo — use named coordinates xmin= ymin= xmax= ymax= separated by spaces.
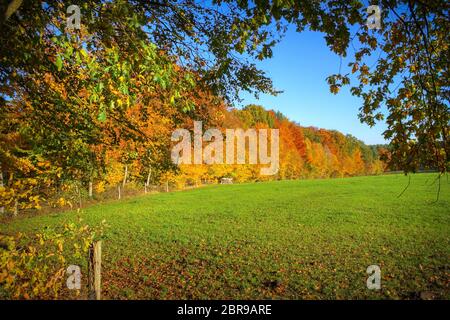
xmin=324 ymin=1 xmax=449 ymax=175
xmin=3 ymin=0 xmax=448 ymax=174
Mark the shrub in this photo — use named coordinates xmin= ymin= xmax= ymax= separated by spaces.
xmin=0 ymin=218 xmax=107 ymax=299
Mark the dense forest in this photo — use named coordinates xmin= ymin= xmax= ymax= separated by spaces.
xmin=1 ymin=76 xmax=386 ymax=215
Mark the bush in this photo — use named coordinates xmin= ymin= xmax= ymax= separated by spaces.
xmin=0 ymin=218 xmax=107 ymax=299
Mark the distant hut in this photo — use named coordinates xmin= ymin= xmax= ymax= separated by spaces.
xmin=220 ymin=177 xmax=233 ymax=184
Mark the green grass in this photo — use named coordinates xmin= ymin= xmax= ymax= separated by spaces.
xmin=2 ymin=173 xmax=449 ymax=299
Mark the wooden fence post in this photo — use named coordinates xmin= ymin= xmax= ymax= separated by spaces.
xmin=88 ymin=241 xmax=102 ymax=300
xmin=89 ymin=181 xmax=93 ymax=199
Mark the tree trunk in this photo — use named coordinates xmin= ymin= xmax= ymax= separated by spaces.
xmin=78 ymin=186 xmax=82 ymax=208
xmin=118 ymin=185 xmax=121 ymax=200
xmin=165 ymin=180 xmax=169 ymax=193
xmin=89 ymin=181 xmax=93 ymax=199
xmin=122 ymin=164 xmax=128 ymax=188
xmin=76 ymin=185 xmax=82 ymax=209
xmin=145 ymin=167 xmax=151 ymax=194
xmin=13 ymin=199 xmax=18 ymax=217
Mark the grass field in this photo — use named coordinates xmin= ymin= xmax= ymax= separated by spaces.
xmin=1 ymin=173 xmax=449 ymax=299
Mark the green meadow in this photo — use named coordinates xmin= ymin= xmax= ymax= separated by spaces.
xmin=2 ymin=173 xmax=449 ymax=299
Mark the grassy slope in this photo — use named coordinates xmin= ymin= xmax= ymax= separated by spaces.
xmin=1 ymin=173 xmax=449 ymax=299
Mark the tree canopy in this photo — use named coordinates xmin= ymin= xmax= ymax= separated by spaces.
xmin=2 ymin=0 xmax=448 ymax=173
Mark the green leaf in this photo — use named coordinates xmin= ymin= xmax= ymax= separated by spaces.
xmin=65 ymin=46 xmax=73 ymax=59
xmin=55 ymin=56 xmax=63 ymax=72
xmin=97 ymin=107 xmax=106 ymax=122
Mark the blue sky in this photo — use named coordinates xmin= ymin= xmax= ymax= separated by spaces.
xmin=239 ymin=26 xmax=388 ymax=145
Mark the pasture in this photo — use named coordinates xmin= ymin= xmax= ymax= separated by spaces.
xmin=1 ymin=173 xmax=449 ymax=299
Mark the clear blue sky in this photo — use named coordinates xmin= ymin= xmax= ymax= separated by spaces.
xmin=239 ymin=26 xmax=388 ymax=145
